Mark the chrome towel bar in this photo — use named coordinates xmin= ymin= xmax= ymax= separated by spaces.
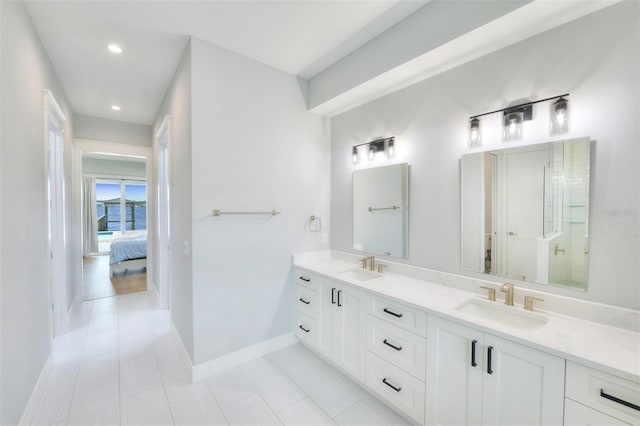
xmin=212 ymin=209 xmax=281 ymax=216
xmin=368 ymin=205 xmax=399 ymax=212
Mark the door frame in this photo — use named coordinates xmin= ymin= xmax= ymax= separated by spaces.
xmin=44 ymin=90 xmax=68 ymax=338
xmin=155 ymin=115 xmax=170 ymax=310
xmin=72 ymin=139 xmax=152 ymax=301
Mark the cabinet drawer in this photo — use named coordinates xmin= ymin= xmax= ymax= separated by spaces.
xmin=565 ymin=398 xmax=632 ymax=425
xmin=365 ymin=352 xmax=425 ymax=424
xmin=566 ymin=361 xmax=640 ymax=424
xmin=368 ymin=295 xmax=427 ymax=337
xmin=294 ymin=312 xmax=317 ymax=347
xmin=295 ymin=271 xmax=315 ymax=289
xmin=295 ymin=284 xmax=317 ymax=319
xmin=366 ymin=316 xmax=426 ymax=380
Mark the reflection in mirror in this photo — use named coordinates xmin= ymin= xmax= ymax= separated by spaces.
xmin=353 ymin=164 xmax=408 ymax=258
xmin=461 ymin=137 xmax=590 ymax=289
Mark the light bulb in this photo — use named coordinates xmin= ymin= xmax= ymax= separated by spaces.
xmin=469 ymin=117 xmax=481 ymax=147
xmin=368 ymin=144 xmax=376 ymax=161
xmin=509 ymin=120 xmax=517 ymax=135
xmin=387 ymin=140 xmax=395 ymax=158
xmin=352 ymin=147 xmax=358 ymax=164
xmin=503 ymin=111 xmax=522 ymax=141
xmin=550 ymin=97 xmax=569 ymax=134
xmin=108 ymin=44 xmax=122 ymax=54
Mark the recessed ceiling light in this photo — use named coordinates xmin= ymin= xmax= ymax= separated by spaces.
xmin=108 ymin=44 xmax=122 ymax=54
xmin=111 ymin=105 xmax=121 ymax=111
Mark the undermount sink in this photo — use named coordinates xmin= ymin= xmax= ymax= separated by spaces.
xmin=455 ymin=298 xmax=549 ymax=331
xmin=337 ymin=268 xmax=383 ymax=282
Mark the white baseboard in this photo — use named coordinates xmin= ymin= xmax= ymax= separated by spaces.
xmin=192 ymin=332 xmax=297 ymax=383
xmin=170 ymin=323 xmax=193 ymax=376
xmin=19 ymin=357 xmax=52 ymax=425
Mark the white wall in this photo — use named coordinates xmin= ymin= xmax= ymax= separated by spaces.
xmin=75 ymin=114 xmax=152 ymax=147
xmin=82 ymin=157 xmax=146 ymax=178
xmin=152 ymin=42 xmax=194 ymax=360
xmin=190 ymin=38 xmax=330 ymax=365
xmin=330 ymin=2 xmax=639 ymax=309
xmin=0 ymin=2 xmax=75 ymax=424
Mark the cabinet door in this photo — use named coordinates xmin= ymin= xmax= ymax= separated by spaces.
xmin=317 ymin=279 xmax=336 ymax=358
xmin=482 ymin=334 xmax=565 ymax=426
xmin=426 ymin=315 xmax=484 ymax=426
xmin=334 ymin=285 xmax=366 ymax=382
xmin=564 ymin=398 xmax=631 ymax=426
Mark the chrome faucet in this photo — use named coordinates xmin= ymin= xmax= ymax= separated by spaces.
xmin=501 ymin=282 xmax=515 ymax=306
xmin=362 ymin=256 xmax=375 ymax=271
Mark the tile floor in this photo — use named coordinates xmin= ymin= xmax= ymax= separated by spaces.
xmin=26 ymin=290 xmax=413 ymax=425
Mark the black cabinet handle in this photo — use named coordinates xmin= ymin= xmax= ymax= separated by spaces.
xmin=382 ymin=378 xmax=402 ymax=393
xmin=299 ymin=298 xmax=310 ymax=305
xmin=299 ymin=276 xmax=310 ymax=282
xmin=383 ymin=339 xmax=402 ymax=351
xmin=299 ymin=325 xmax=310 ymax=333
xmin=600 ymin=389 xmax=640 ymax=411
xmin=471 ymin=340 xmax=478 ymax=367
xmin=487 ymin=346 xmax=494 ymax=374
xmin=383 ymin=308 xmax=403 ymax=318
xmin=331 ymin=288 xmax=336 ymax=304
xmin=337 ymin=290 xmax=343 ymax=307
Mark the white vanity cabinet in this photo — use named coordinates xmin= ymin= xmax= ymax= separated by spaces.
xmin=316 ymin=277 xmax=367 ymax=383
xmin=564 ymin=361 xmax=640 ymax=426
xmin=294 ymin=272 xmax=320 ymax=346
xmin=426 ymin=315 xmax=565 ymax=426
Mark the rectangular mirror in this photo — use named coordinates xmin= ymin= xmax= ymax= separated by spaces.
xmin=353 ymin=163 xmax=408 ymax=257
xmin=461 ymin=137 xmax=590 ymax=289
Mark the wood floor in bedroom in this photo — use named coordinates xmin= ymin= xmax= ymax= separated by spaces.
xmin=83 ymin=255 xmax=147 ymax=301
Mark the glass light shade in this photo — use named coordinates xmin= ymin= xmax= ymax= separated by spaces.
xmin=469 ymin=118 xmax=481 ymax=148
xmin=387 ymin=139 xmax=395 ymax=158
xmin=550 ymin=97 xmax=569 ymax=134
xmin=352 ymin=147 xmax=358 ymax=164
xmin=368 ymin=144 xmax=376 ymax=161
xmin=503 ymin=111 xmax=523 ymax=141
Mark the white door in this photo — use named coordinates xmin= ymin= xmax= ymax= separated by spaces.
xmin=482 ymin=334 xmax=565 ymax=426
xmin=156 ymin=119 xmax=170 ymax=309
xmin=46 ymin=111 xmax=67 ymax=337
xmin=426 ymin=316 xmax=484 ymax=426
xmin=505 ymin=148 xmax=549 ymax=281
xmin=333 ymin=285 xmax=366 ymax=382
xmin=317 ymin=279 xmax=336 ymax=359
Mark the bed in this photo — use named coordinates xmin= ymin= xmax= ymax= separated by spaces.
xmin=109 ymin=232 xmax=147 ymax=277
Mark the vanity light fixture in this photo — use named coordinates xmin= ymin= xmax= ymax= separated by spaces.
xmin=469 ymin=93 xmax=569 ymax=144
xmin=469 ymin=117 xmax=481 ymax=147
xmin=351 ymin=137 xmax=395 ymax=164
xmin=550 ymin=96 xmax=569 ymax=134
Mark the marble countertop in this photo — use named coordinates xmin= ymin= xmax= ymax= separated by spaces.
xmin=293 ymin=251 xmax=640 ymax=381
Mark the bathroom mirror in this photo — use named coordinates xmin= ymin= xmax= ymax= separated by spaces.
xmin=353 ymin=163 xmax=409 ymax=258
xmin=461 ymin=137 xmax=590 ymax=288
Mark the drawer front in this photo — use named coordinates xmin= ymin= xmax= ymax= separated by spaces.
xmin=566 ymin=361 xmax=640 ymax=424
xmin=365 ymin=352 xmax=425 ymax=424
xmin=368 ymin=295 xmax=427 ymax=337
xmin=366 ymin=316 xmax=426 ymax=380
xmin=295 ymin=270 xmax=316 ymax=289
xmin=294 ymin=312 xmax=317 ymax=347
xmin=295 ymin=284 xmax=317 ymax=319
xmin=565 ymin=398 xmax=632 ymax=426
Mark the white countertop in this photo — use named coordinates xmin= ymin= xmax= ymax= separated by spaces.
xmin=293 ymin=251 xmax=640 ymax=381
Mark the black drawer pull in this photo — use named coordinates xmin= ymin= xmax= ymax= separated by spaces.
xmin=382 ymin=378 xmax=402 ymax=392
xmin=600 ymin=389 xmax=640 ymax=412
xmin=383 ymin=308 xmax=403 ymax=318
xmin=471 ymin=340 xmax=477 ymax=367
xmin=299 ymin=325 xmax=310 ymax=333
xmin=487 ymin=346 xmax=493 ymax=374
xmin=383 ymin=339 xmax=402 ymax=351
xmin=299 ymin=298 xmax=310 ymax=305
xmin=331 ymin=288 xmax=336 ymax=304
xmin=299 ymin=276 xmax=310 ymax=282
xmin=337 ymin=290 xmax=343 ymax=307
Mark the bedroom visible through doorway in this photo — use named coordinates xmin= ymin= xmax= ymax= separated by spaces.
xmin=81 ymin=153 xmax=148 ymax=301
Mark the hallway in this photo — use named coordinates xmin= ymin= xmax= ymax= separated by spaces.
xmin=24 ymin=290 xmax=410 ymax=425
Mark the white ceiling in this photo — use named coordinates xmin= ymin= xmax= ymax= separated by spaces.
xmin=24 ymin=0 xmax=427 ymax=125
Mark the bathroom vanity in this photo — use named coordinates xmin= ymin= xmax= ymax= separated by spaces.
xmin=291 ymin=251 xmax=640 ymax=426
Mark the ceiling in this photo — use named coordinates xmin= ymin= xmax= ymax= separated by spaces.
xmin=24 ymin=0 xmax=427 ymax=125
